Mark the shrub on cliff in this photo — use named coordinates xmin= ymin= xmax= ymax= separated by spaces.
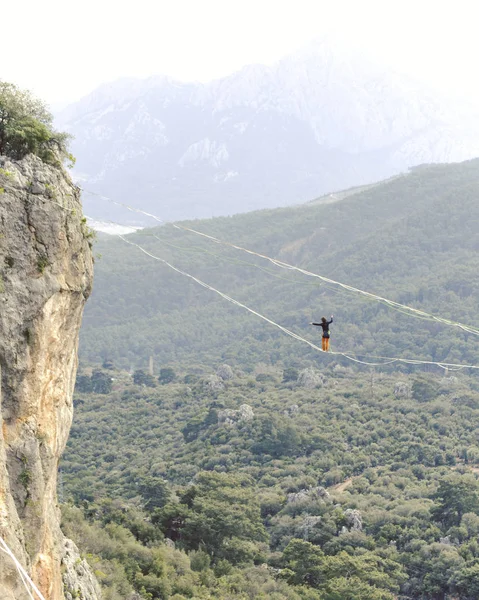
xmin=0 ymin=81 xmax=73 ymax=165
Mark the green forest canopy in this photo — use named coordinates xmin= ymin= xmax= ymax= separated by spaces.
xmin=63 ymin=362 xmax=479 ymax=599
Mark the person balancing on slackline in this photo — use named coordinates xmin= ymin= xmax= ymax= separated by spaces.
xmin=311 ymin=315 xmax=334 ymax=352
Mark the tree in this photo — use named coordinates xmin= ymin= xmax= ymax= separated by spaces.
xmin=282 ymin=540 xmax=402 ymax=598
xmin=0 ymin=81 xmax=72 ymax=165
xmin=90 ymin=369 xmax=112 ymax=394
xmin=102 ymin=358 xmax=115 ymax=370
xmin=182 ymin=415 xmax=205 ymax=443
xmin=251 ymin=415 xmax=301 ymax=458
xmin=133 ymin=369 xmax=157 ymax=387
xmin=155 ymin=472 xmax=267 ymax=564
xmin=282 ymin=539 xmax=325 ymax=587
xmin=282 ymin=367 xmax=299 ymax=383
xmin=455 ymin=563 xmax=479 ymax=599
xmin=405 ymin=542 xmax=464 ymax=600
xmin=158 ymin=367 xmax=176 ymax=384
xmin=322 ymin=577 xmax=395 ymax=600
xmin=431 ymin=478 xmax=479 ymax=528
xmin=137 ymin=475 xmax=170 ymax=510
xmin=75 ymin=374 xmax=92 ymax=393
xmin=412 ymin=376 xmax=439 ymax=402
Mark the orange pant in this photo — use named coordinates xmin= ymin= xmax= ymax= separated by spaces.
xmin=322 ymin=337 xmax=330 ymax=352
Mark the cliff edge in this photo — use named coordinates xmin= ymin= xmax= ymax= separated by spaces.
xmin=0 ymin=155 xmax=97 ymax=599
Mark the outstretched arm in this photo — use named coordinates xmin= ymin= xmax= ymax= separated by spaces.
xmin=328 ymin=315 xmax=334 ymax=324
xmin=311 ymin=322 xmax=321 ymax=326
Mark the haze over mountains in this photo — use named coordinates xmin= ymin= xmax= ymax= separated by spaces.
xmin=59 ymin=36 xmax=479 ymax=224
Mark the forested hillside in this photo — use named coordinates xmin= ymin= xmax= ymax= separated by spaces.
xmin=63 ymin=364 xmax=479 ymax=599
xmin=80 ymin=159 xmax=479 ymax=372
xmin=62 ymin=159 xmax=479 ymax=599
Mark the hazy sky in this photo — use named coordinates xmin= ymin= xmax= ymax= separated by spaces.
xmin=3 ymin=0 xmax=478 ymax=105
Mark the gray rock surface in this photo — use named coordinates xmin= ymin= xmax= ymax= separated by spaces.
xmin=218 ymin=404 xmax=254 ymax=425
xmin=0 ymin=155 xmax=96 ymax=599
xmin=204 ymin=374 xmax=225 ymax=393
xmin=283 ymin=404 xmax=299 ymax=417
xmin=301 ymin=515 xmax=322 ymax=540
xmin=216 ymin=364 xmax=234 ymax=381
xmin=62 ymin=539 xmax=102 ymax=600
xmin=394 ymin=381 xmax=411 ymax=398
xmin=287 ymin=486 xmax=330 ymax=504
xmin=344 ymin=508 xmax=363 ymax=531
xmin=297 ymin=368 xmax=324 ymax=389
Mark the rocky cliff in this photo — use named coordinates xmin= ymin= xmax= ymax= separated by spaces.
xmin=0 ymin=155 xmax=98 ymax=599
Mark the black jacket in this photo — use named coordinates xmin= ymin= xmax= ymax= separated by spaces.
xmin=312 ymin=317 xmax=333 ymax=337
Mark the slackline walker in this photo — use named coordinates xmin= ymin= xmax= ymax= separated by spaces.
xmin=311 ymin=316 xmax=334 ymax=352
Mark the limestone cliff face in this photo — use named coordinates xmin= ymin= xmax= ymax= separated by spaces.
xmin=0 ymin=155 xmax=97 ymax=599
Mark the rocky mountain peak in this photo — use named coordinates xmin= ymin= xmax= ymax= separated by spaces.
xmin=57 ymin=38 xmax=479 ymax=224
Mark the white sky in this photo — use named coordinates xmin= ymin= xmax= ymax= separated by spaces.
xmin=3 ymin=0 xmax=479 ymax=105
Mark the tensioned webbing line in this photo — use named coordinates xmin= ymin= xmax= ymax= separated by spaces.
xmin=0 ymin=536 xmax=46 ymax=600
xmin=6 ymin=185 xmax=478 ymax=367
xmin=8 ymin=185 xmax=478 ymax=367
xmin=117 ymin=235 xmax=479 ymax=371
xmin=3 ymin=180 xmax=477 ymax=336
xmin=102 ymin=227 xmax=455 ymax=338
xmin=82 ymin=189 xmax=479 ymax=337
xmin=7 ymin=183 xmax=478 ymax=337
xmin=90 ymin=217 xmax=348 ymax=294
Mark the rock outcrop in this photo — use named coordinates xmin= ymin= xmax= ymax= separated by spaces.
xmin=0 ymin=155 xmax=96 ymax=599
xmin=394 ymin=381 xmax=411 ymax=399
xmin=297 ymin=367 xmax=324 ymax=389
xmin=216 ymin=364 xmax=234 ymax=381
xmin=218 ymin=404 xmax=254 ymax=425
xmin=344 ymin=508 xmax=363 ymax=531
xmin=287 ymin=486 xmax=330 ymax=504
xmin=61 ymin=539 xmax=102 ymax=600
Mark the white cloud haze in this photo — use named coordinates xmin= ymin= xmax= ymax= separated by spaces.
xmin=3 ymin=0 xmax=479 ymax=105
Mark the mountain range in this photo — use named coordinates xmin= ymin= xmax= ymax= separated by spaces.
xmin=59 ymin=37 xmax=479 ymax=224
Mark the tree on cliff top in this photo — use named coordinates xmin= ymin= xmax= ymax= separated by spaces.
xmin=0 ymin=81 xmax=73 ymax=166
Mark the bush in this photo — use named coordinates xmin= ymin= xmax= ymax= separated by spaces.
xmin=282 ymin=368 xmax=299 ymax=383
xmin=75 ymin=374 xmax=93 ymax=393
xmin=133 ymin=369 xmax=157 ymax=387
xmin=189 ymin=549 xmax=211 ymax=572
xmin=91 ymin=370 xmax=113 ymax=394
xmin=0 ymin=81 xmax=72 ymax=165
xmin=159 ymin=368 xmax=176 ymax=384
xmin=412 ymin=376 xmax=439 ymax=402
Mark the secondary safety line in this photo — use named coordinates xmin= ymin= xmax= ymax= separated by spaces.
xmin=9 ymin=182 xmax=478 ymax=338
xmin=117 ymin=235 xmax=479 ymax=371
xmin=87 ymin=215 xmax=345 ymax=292
xmin=0 ymin=536 xmax=46 ymax=600
xmin=82 ymin=188 xmax=479 ymax=337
